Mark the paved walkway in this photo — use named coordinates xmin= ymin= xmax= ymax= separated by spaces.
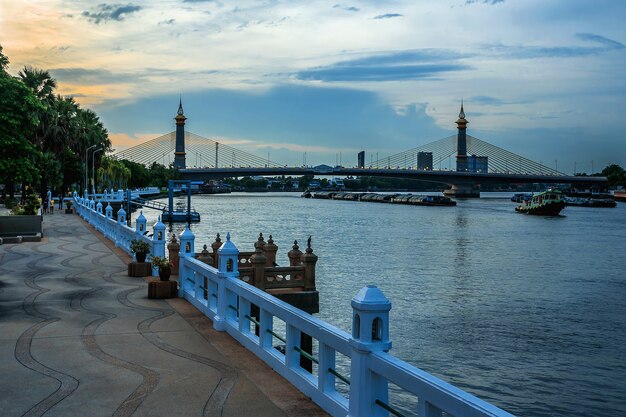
xmin=0 ymin=212 xmax=327 ymax=417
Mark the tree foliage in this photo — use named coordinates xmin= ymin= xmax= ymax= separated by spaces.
xmin=0 ymin=44 xmax=111 ymax=200
xmin=601 ymin=164 xmax=625 ymax=187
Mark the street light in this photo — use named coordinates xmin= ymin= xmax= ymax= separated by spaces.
xmin=92 ymin=148 xmax=103 ymax=194
xmin=85 ymin=144 xmax=96 ymax=195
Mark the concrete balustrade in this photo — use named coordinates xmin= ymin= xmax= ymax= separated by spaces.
xmin=73 ymin=193 xmax=515 ymax=417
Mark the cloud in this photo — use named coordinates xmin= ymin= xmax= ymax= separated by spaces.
xmin=465 ymin=0 xmax=504 ymax=5
xmin=158 ymin=18 xmax=176 ymax=25
xmin=576 ymin=33 xmax=625 ymax=49
xmin=333 ymin=4 xmax=360 ymax=12
xmin=82 ymin=3 xmax=142 ymax=24
xmin=487 ymin=33 xmax=625 ymax=59
xmin=373 ymin=13 xmax=403 ymax=20
xmin=296 ymin=50 xmax=471 ymax=82
xmin=95 ymin=85 xmax=450 ymax=163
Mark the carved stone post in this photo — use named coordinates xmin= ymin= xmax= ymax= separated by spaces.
xmin=211 ymin=233 xmax=222 ymax=268
xmin=263 ymin=235 xmax=278 ymax=267
xmin=301 ymin=236 xmax=317 ymax=291
xmin=250 ymin=239 xmax=267 ymax=291
xmin=168 ymin=234 xmax=181 ymax=275
xmin=287 ymin=240 xmax=302 ymax=266
xmin=197 ymin=244 xmax=214 ymax=266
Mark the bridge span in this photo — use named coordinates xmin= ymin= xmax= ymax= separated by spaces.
xmin=180 ymin=166 xmax=607 ymax=188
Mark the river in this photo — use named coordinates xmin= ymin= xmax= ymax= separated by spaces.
xmin=138 ymin=192 xmax=626 ymax=417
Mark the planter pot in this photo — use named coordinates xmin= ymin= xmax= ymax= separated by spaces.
xmin=65 ymin=209 xmax=73 ymax=214
xmin=135 ymin=251 xmax=147 ymax=263
xmin=159 ymin=266 xmax=171 ymax=281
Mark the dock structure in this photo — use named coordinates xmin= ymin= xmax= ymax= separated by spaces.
xmin=72 ymin=194 xmax=516 ymax=417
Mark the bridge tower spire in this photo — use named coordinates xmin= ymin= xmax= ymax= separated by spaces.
xmin=174 ymin=96 xmax=187 ymax=169
xmin=455 ymin=100 xmax=468 ymax=172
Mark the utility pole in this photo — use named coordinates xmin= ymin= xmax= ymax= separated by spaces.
xmin=92 ymin=148 xmax=103 ymax=194
xmin=85 ymin=144 xmax=96 ymax=195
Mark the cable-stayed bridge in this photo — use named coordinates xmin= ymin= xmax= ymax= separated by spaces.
xmin=112 ymin=103 xmax=607 ymax=197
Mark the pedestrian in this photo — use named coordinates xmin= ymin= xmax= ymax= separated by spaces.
xmin=49 ymin=198 xmax=54 ymax=214
xmin=43 ymin=197 xmax=49 ymax=214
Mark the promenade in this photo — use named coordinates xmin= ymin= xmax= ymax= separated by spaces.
xmin=0 ymin=212 xmax=327 ymax=417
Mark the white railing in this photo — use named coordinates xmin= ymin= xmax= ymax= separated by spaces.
xmin=73 ymin=192 xmax=515 ymax=417
xmin=74 ymin=194 xmax=165 ymax=276
xmin=178 ymin=249 xmax=515 ymax=417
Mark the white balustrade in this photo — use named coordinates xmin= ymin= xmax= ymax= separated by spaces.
xmin=73 ymin=193 xmax=516 ymax=417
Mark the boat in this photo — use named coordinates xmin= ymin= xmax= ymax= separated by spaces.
xmin=511 ymin=193 xmax=532 ymax=203
xmin=564 ymin=197 xmax=617 ymax=208
xmin=414 ymin=195 xmax=457 ymax=206
xmin=515 ymin=189 xmax=565 ymax=216
xmin=301 ymin=190 xmax=312 ymax=198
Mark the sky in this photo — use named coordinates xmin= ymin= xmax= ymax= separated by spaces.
xmin=1 ymin=0 xmax=625 ymax=173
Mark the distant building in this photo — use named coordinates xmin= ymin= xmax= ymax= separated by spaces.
xmin=358 ymin=151 xmax=365 ymax=168
xmin=417 ymin=152 xmax=433 ymax=171
xmin=468 ymin=155 xmax=488 ymax=173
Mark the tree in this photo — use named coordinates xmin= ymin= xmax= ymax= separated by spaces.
xmin=601 ymin=164 xmax=625 ymax=187
xmin=0 ymin=45 xmax=9 ymax=73
xmin=0 ymin=74 xmax=43 ymax=198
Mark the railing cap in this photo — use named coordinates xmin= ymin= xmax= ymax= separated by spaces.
xmin=351 ymin=285 xmax=391 ymax=312
xmin=180 ymin=225 xmax=195 ymax=240
xmin=218 ymin=232 xmax=239 ymax=255
xmin=153 ymin=215 xmax=165 ymax=230
xmin=136 ymin=210 xmax=146 ymax=222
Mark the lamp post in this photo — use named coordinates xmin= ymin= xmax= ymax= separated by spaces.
xmin=92 ymin=148 xmax=103 ymax=194
xmin=85 ymin=144 xmax=96 ymax=195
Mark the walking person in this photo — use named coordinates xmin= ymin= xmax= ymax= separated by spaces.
xmin=43 ymin=197 xmax=49 ymax=214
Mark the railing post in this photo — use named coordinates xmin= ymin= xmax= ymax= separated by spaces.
xmin=115 ymin=207 xmax=126 ymax=247
xmin=176 ymin=227 xmax=193 ymax=297
xmin=151 ymin=216 xmax=166 ymax=277
xmin=178 ymin=226 xmax=194 ymax=282
xmin=197 ymin=244 xmax=213 ymax=266
xmin=348 ymin=285 xmax=392 ymax=417
xmin=168 ymin=234 xmax=181 ymax=275
xmin=250 ymin=234 xmax=267 ymax=290
xmin=287 ymin=240 xmax=302 ymax=266
xmin=214 ymin=232 xmax=239 ymax=331
xmin=263 ymin=234 xmax=278 ymax=267
xmin=211 ymin=233 xmax=222 ymax=268
xmin=302 ymin=236 xmax=318 ymax=291
xmin=135 ymin=210 xmax=147 ymax=235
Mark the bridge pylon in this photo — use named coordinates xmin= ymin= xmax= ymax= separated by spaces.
xmin=174 ymin=97 xmax=187 ymax=169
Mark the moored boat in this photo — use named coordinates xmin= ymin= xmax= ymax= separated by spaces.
xmin=515 ymin=189 xmax=565 ymax=215
xmin=511 ymin=193 xmax=532 ymax=203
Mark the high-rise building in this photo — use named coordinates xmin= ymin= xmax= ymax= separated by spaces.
xmin=358 ymin=151 xmax=365 ymax=168
xmin=468 ymin=155 xmax=488 ymax=173
xmin=417 ymin=152 xmax=433 ymax=170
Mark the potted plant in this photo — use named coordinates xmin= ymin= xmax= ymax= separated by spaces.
xmin=130 ymin=239 xmax=151 ymax=263
xmin=150 ymin=256 xmax=173 ymax=281
xmin=65 ymin=200 xmax=74 ymax=214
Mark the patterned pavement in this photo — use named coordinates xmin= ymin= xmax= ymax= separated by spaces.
xmin=0 ymin=212 xmax=327 ymax=417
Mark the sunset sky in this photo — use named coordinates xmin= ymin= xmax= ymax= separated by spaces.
xmin=1 ymin=0 xmax=625 ymax=172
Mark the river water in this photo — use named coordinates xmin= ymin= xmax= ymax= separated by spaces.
xmin=139 ymin=192 xmax=626 ymax=417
